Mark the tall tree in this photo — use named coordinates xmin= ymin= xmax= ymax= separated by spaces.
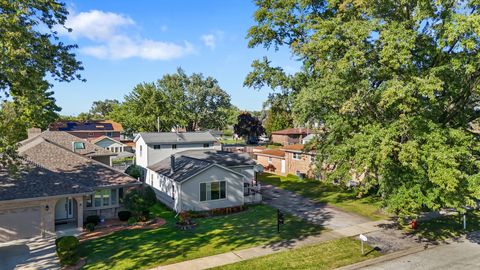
xmin=248 ymin=0 xmax=480 ymax=218
xmin=234 ymin=112 xmax=265 ymax=144
xmin=0 ymin=0 xmax=83 ymax=165
xmin=110 ymin=69 xmax=232 ymax=134
xmin=89 ymin=99 xmax=119 ymax=119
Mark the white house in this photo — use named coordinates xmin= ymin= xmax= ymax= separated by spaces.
xmin=134 ymin=132 xmax=261 ymax=212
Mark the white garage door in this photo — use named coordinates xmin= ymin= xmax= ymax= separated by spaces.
xmin=0 ymin=206 xmax=41 ymax=243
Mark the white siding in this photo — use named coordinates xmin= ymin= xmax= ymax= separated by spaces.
xmin=230 ymin=166 xmax=255 ymax=183
xmin=146 ymin=169 xmax=178 ymax=209
xmin=146 ymin=143 xmax=214 ymax=167
xmin=135 ymin=136 xmax=149 ymax=168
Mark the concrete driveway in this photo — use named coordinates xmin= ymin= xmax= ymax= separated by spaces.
xmin=0 ymin=236 xmax=60 ymax=270
xmin=261 ymin=183 xmax=370 ymax=229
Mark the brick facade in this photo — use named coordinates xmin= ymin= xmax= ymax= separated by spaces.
xmin=271 ymin=134 xmax=304 ymax=146
xmin=256 ymin=154 xmax=285 ymax=175
xmin=284 ymin=151 xmax=316 ymax=178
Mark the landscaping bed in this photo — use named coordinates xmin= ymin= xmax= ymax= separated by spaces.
xmin=79 ymin=218 xmax=166 ymax=242
xmin=258 ymin=173 xmax=387 ymax=220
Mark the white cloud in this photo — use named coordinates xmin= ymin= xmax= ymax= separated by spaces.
xmin=60 ymin=10 xmax=194 ymax=60
xmin=201 ymin=31 xmax=224 ymax=50
xmin=201 ymin=34 xmax=216 ymax=49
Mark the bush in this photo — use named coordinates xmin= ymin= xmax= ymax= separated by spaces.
xmin=85 ymin=223 xmax=95 ymax=232
xmin=118 ymin=210 xmax=132 ymax=221
xmin=123 ymin=186 xmax=157 ymax=220
xmin=85 ymin=215 xmax=100 ymax=225
xmin=125 ymin=165 xmax=142 ymax=179
xmin=127 ymin=216 xmax=137 ymax=225
xmin=55 ymin=236 xmax=79 ymax=266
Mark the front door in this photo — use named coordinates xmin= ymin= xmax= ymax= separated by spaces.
xmin=66 ymin=197 xmax=73 ymax=219
xmin=55 ymin=197 xmax=73 ymax=220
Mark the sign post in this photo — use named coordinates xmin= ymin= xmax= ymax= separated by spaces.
xmin=359 ymin=234 xmax=368 ymax=256
xmin=463 ymin=214 xmax=467 ymax=230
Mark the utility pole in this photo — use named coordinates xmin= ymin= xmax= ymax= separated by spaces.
xmin=157 ymin=116 xmax=160 ymax=132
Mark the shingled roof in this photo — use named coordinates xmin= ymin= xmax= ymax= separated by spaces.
xmin=0 ymin=136 xmax=139 ymax=202
xmin=21 ymin=131 xmax=114 ymax=157
xmin=147 ymin=150 xmax=255 ymax=182
xmin=136 ymin=132 xmax=217 ymax=144
xmin=271 ymin=128 xmax=312 ymax=135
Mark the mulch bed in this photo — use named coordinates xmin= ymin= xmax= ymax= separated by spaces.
xmin=79 ymin=218 xmax=166 ymax=242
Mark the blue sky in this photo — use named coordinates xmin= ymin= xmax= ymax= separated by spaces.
xmin=53 ymin=0 xmax=299 ymax=116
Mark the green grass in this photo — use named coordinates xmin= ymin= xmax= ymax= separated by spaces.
xmin=79 ymin=204 xmax=324 ymax=270
xmin=212 ymin=237 xmax=381 ymax=270
xmin=412 ymin=211 xmax=480 ymax=241
xmin=258 ymin=173 xmax=387 ymax=221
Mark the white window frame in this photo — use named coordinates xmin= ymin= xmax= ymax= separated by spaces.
xmin=85 ymin=188 xmax=120 ymax=209
xmin=292 ymin=153 xmax=301 ymax=160
xmin=199 ymin=181 xmax=227 ymax=202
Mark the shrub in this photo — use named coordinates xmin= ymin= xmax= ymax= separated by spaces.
xmin=118 ymin=210 xmax=132 ymax=221
xmin=85 ymin=215 xmax=100 ymax=225
xmin=85 ymin=223 xmax=95 ymax=232
xmin=55 ymin=236 xmax=79 ymax=266
xmin=127 ymin=216 xmax=137 ymax=225
xmin=125 ymin=165 xmax=142 ymax=179
xmin=123 ymin=186 xmax=157 ymax=220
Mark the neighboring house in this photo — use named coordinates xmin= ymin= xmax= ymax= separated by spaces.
xmin=48 ymin=120 xmax=124 ymax=142
xmin=271 ymin=128 xmax=312 ymax=146
xmin=145 ymin=150 xmax=261 ymax=212
xmin=0 ymin=131 xmax=140 ymax=243
xmin=134 ymin=132 xmax=218 ymax=169
xmin=255 ymin=149 xmax=286 ymax=175
xmin=301 ymin=134 xmax=318 ymax=145
xmin=92 ymin=136 xmax=133 ymax=153
xmin=24 ymin=128 xmax=117 ymax=166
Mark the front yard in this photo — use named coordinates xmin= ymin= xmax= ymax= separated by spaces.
xmin=412 ymin=211 xmax=480 ymax=241
xmin=258 ymin=173 xmax=387 ymax=220
xmin=212 ymin=237 xmax=380 ymax=270
xmin=79 ymin=203 xmax=324 ymax=270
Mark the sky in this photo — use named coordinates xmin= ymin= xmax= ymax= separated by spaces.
xmin=52 ymin=0 xmax=300 ymax=116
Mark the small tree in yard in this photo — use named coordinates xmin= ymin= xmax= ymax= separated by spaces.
xmin=123 ymin=186 xmax=157 ymax=221
xmin=234 ymin=112 xmax=265 ymax=144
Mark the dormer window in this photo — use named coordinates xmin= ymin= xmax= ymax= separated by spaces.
xmin=73 ymin=142 xmax=85 ymax=150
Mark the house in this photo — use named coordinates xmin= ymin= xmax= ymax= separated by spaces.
xmin=271 ymin=128 xmax=312 ymax=146
xmin=48 ymin=120 xmax=124 ymax=142
xmin=92 ymin=136 xmax=133 ymax=153
xmin=255 ymin=149 xmax=286 ymax=175
xmin=0 ymin=131 xmax=140 ymax=243
xmin=134 ymin=132 xmax=219 ymax=169
xmin=135 ymin=132 xmax=261 ymax=212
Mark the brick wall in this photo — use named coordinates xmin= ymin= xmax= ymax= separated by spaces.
xmin=256 ymin=155 xmax=285 ymax=175
xmin=285 ymin=151 xmax=316 ymax=178
xmin=271 ymin=134 xmax=303 ymax=145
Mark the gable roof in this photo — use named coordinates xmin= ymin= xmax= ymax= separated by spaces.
xmin=21 ymin=131 xmax=114 ymax=157
xmin=48 ymin=120 xmax=123 ymax=132
xmin=271 ymin=128 xmax=311 ymax=135
xmin=147 ymin=150 xmax=255 ymax=182
xmin=135 ymin=132 xmax=217 ymax=144
xmin=92 ymin=135 xmax=126 ymax=146
xmin=0 ymin=137 xmax=139 ymax=202
xmin=281 ymin=144 xmax=315 ymax=154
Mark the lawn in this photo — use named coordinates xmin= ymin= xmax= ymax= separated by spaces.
xmin=413 ymin=211 xmax=480 ymax=241
xmin=79 ymin=204 xmax=324 ymax=270
xmin=212 ymin=237 xmax=380 ymax=270
xmin=258 ymin=173 xmax=387 ymax=221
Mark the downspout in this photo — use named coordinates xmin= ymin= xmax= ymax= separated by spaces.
xmin=174 ymin=183 xmax=182 ymax=217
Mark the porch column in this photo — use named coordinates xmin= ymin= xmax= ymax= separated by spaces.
xmin=74 ymin=196 xmax=84 ymax=228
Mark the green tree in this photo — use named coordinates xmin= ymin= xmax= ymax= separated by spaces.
xmin=0 ymin=0 xmax=83 ymax=165
xmin=89 ymin=99 xmax=119 ymax=119
xmin=110 ymin=68 xmax=232 ymax=134
xmin=248 ymin=0 xmax=480 ymax=218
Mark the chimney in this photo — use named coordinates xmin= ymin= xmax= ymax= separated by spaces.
xmin=170 ymin=155 xmax=176 ymax=174
xmin=27 ymin=127 xmax=42 ymax=139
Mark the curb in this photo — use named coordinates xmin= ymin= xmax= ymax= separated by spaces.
xmin=335 ymin=244 xmax=438 ymax=270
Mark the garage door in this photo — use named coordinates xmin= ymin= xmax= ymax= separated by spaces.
xmin=0 ymin=206 xmax=41 ymax=243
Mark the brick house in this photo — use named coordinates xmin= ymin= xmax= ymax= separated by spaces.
xmin=271 ymin=128 xmax=311 ymax=146
xmin=282 ymin=144 xmax=316 ymax=178
xmin=255 ymin=149 xmax=286 ymax=175
xmin=48 ymin=120 xmax=124 ymax=142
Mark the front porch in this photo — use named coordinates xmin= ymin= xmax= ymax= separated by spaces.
xmin=53 ymin=196 xmax=84 ymax=232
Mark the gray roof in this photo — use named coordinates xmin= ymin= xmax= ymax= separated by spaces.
xmin=147 ymin=150 xmax=255 ymax=182
xmin=138 ymin=132 xmax=217 ymax=144
xmin=0 ymin=136 xmax=139 ymax=202
xmin=21 ymin=131 xmax=114 ymax=157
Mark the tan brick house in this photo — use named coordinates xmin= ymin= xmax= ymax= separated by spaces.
xmin=282 ymin=144 xmax=316 ymax=178
xmin=271 ymin=128 xmax=311 ymax=146
xmin=255 ymin=149 xmax=286 ymax=175
xmin=0 ymin=131 xmax=140 ymax=243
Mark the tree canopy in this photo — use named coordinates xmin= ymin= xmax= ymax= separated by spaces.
xmin=234 ymin=112 xmax=265 ymax=144
xmin=110 ymin=69 xmax=232 ymax=134
xmin=0 ymin=0 xmax=83 ymax=165
xmin=248 ymin=0 xmax=480 ymax=218
xmin=90 ymin=99 xmax=119 ymax=119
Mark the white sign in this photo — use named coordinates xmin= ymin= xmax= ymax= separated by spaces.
xmin=359 ymin=234 xmax=368 ymax=242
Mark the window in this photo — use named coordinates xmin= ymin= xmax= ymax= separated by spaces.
xmin=89 ymin=189 xmax=119 ymax=208
xmin=268 ymin=157 xmax=272 ymax=163
xmin=73 ymin=142 xmax=85 ymax=150
xmin=200 ymin=181 xmax=226 ymax=201
xmin=111 ymin=189 xmax=118 ymax=205
xmin=171 ymin=144 xmax=177 ymax=149
xmin=311 ymin=155 xmax=315 ymax=162
xmin=293 ymin=153 xmax=301 ymax=160
xmin=88 ymin=132 xmax=94 ymax=137
xmin=139 ymin=145 xmax=142 ymax=157
xmin=203 ymin=143 xmax=210 ymax=148
xmin=106 ymin=132 xmax=113 ymax=137
xmin=153 ymin=145 xmax=161 ymax=150
xmin=86 ymin=195 xmax=93 ymax=207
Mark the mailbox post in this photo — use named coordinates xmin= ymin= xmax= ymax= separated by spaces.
xmin=277 ymin=209 xmax=284 ymax=233
xmin=359 ymin=234 xmax=368 ymax=255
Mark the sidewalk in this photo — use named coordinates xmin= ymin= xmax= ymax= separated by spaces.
xmin=151 ymin=219 xmax=391 ymax=270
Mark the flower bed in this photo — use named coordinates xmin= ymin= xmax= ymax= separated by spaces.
xmin=79 ymin=218 xmax=166 ymax=242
